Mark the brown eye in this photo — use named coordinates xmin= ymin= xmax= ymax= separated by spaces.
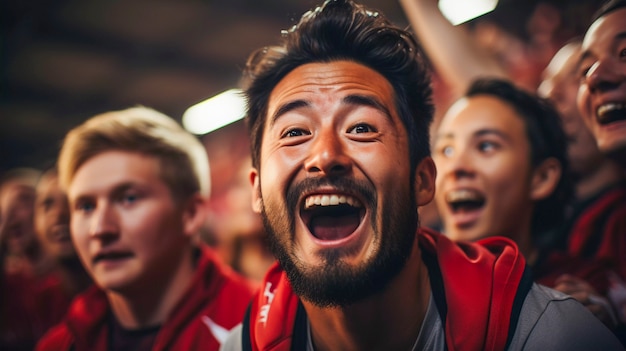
xmin=478 ymin=141 xmax=497 ymax=152
xmin=348 ymin=123 xmax=376 ymax=134
xmin=76 ymin=201 xmax=95 ymax=213
xmin=282 ymin=128 xmax=309 ymax=138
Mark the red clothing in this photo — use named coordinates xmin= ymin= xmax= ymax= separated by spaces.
xmin=535 ymin=184 xmax=626 ymax=296
xmin=34 ymin=272 xmax=73 ymax=330
xmin=568 ymin=184 xmax=626 ymax=282
xmin=243 ymin=228 xmax=529 ymax=351
xmin=1 ymin=272 xmax=43 ymax=351
xmin=36 ymin=246 xmax=256 ymax=351
xmin=1 ymin=270 xmax=71 ymax=351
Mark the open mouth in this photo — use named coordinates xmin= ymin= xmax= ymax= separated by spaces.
xmin=93 ymin=251 xmax=133 ymax=264
xmin=300 ymin=194 xmax=365 ymax=241
xmin=597 ymin=103 xmax=626 ymax=125
xmin=446 ymin=189 xmax=485 ymax=214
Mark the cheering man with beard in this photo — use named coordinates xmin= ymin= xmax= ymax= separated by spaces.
xmin=220 ymin=0 xmax=622 ymax=350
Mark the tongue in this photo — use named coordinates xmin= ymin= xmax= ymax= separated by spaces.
xmin=310 ymin=214 xmax=360 ymax=241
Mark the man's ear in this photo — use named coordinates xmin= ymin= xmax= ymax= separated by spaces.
xmin=415 ymin=157 xmax=437 ymax=206
xmin=250 ymin=168 xmax=262 ymax=214
xmin=182 ymin=194 xmax=208 ymax=237
xmin=530 ymin=157 xmax=561 ymax=201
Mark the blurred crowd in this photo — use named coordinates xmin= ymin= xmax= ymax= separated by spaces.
xmin=1 ymin=0 xmax=625 ymax=350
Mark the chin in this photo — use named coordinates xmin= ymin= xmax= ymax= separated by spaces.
xmin=446 ymin=227 xmax=485 ymax=243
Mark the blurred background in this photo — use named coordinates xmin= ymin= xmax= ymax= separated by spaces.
xmin=0 ymin=0 xmax=610 ymax=284
xmin=0 ymin=0 xmax=602 ymax=174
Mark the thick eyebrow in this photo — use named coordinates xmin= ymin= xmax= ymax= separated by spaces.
xmin=473 ymin=128 xmax=511 ymax=141
xmin=270 ymin=100 xmax=310 ymax=127
xmin=342 ymin=94 xmax=392 ymax=122
xmin=434 ymin=128 xmax=511 ymax=143
xmin=269 ymin=94 xmax=392 ymax=126
xmin=70 ymin=182 xmax=138 ymax=207
xmin=110 ymin=182 xmax=138 ymax=198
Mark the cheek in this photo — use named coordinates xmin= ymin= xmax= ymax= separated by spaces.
xmin=34 ymin=214 xmax=44 ymax=233
xmin=483 ymin=158 xmax=530 ymax=193
xmin=70 ymin=218 xmax=86 ymax=243
xmin=576 ymin=86 xmax=592 ymax=121
xmin=70 ymin=219 xmax=89 ymax=259
xmin=259 ymin=152 xmax=301 ymax=195
xmin=128 ymin=212 xmax=166 ymax=240
xmin=433 ymin=158 xmax=447 ymax=184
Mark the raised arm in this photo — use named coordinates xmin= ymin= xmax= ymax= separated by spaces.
xmin=399 ymin=0 xmax=508 ymax=97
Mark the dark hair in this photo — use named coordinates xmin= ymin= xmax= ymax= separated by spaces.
xmin=243 ymin=0 xmax=433 ymax=172
xmin=592 ymin=0 xmax=626 ymax=22
xmin=466 ymin=78 xmax=573 ymax=236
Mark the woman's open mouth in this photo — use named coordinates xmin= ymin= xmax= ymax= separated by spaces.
xmin=445 ymin=188 xmax=486 ymax=228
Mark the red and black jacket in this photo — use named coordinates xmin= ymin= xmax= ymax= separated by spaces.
xmin=36 ymin=246 xmax=256 ymax=351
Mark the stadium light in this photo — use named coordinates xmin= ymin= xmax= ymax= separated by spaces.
xmin=182 ymin=88 xmax=246 ymax=135
xmin=439 ymin=0 xmax=498 ymax=25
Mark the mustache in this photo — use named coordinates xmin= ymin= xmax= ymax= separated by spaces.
xmin=285 ymin=176 xmax=377 ymax=212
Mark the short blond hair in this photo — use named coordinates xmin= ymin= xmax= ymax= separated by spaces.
xmin=58 ymin=106 xmax=210 ymax=201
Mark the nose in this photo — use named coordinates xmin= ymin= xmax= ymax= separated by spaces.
xmin=89 ymin=202 xmax=118 ymax=240
xmin=585 ymin=59 xmax=621 ymax=94
xmin=438 ymin=147 xmax=475 ymax=180
xmin=304 ymin=128 xmax=352 ymax=177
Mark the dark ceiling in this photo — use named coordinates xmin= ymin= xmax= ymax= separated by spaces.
xmin=0 ymin=0 xmax=599 ymax=174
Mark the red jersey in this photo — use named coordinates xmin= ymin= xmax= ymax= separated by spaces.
xmin=535 ymin=183 xmax=626 ymax=296
xmin=35 ymin=246 xmax=256 ymax=351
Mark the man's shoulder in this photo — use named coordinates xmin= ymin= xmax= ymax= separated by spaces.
xmin=34 ymin=286 xmax=109 ymax=351
xmin=178 ymin=247 xmax=255 ymax=350
xmin=508 ymin=283 xmax=623 ymax=350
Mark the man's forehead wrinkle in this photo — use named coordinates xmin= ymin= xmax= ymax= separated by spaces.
xmin=266 ymin=61 xmax=399 ymax=131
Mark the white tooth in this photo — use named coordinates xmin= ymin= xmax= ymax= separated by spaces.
xmin=598 ymin=103 xmax=626 ymax=116
xmin=321 ymin=195 xmax=330 ymax=206
xmin=304 ymin=194 xmax=363 ymax=209
xmin=347 ymin=197 xmax=355 ymax=206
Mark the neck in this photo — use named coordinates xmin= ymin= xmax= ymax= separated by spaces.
xmin=497 ymin=207 xmax=535 ymax=265
xmin=304 ymin=239 xmax=430 ymax=351
xmin=107 ymin=248 xmax=196 ymax=329
xmin=515 ymin=226 xmax=536 ymax=265
xmin=575 ymin=159 xmax=623 ymax=200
